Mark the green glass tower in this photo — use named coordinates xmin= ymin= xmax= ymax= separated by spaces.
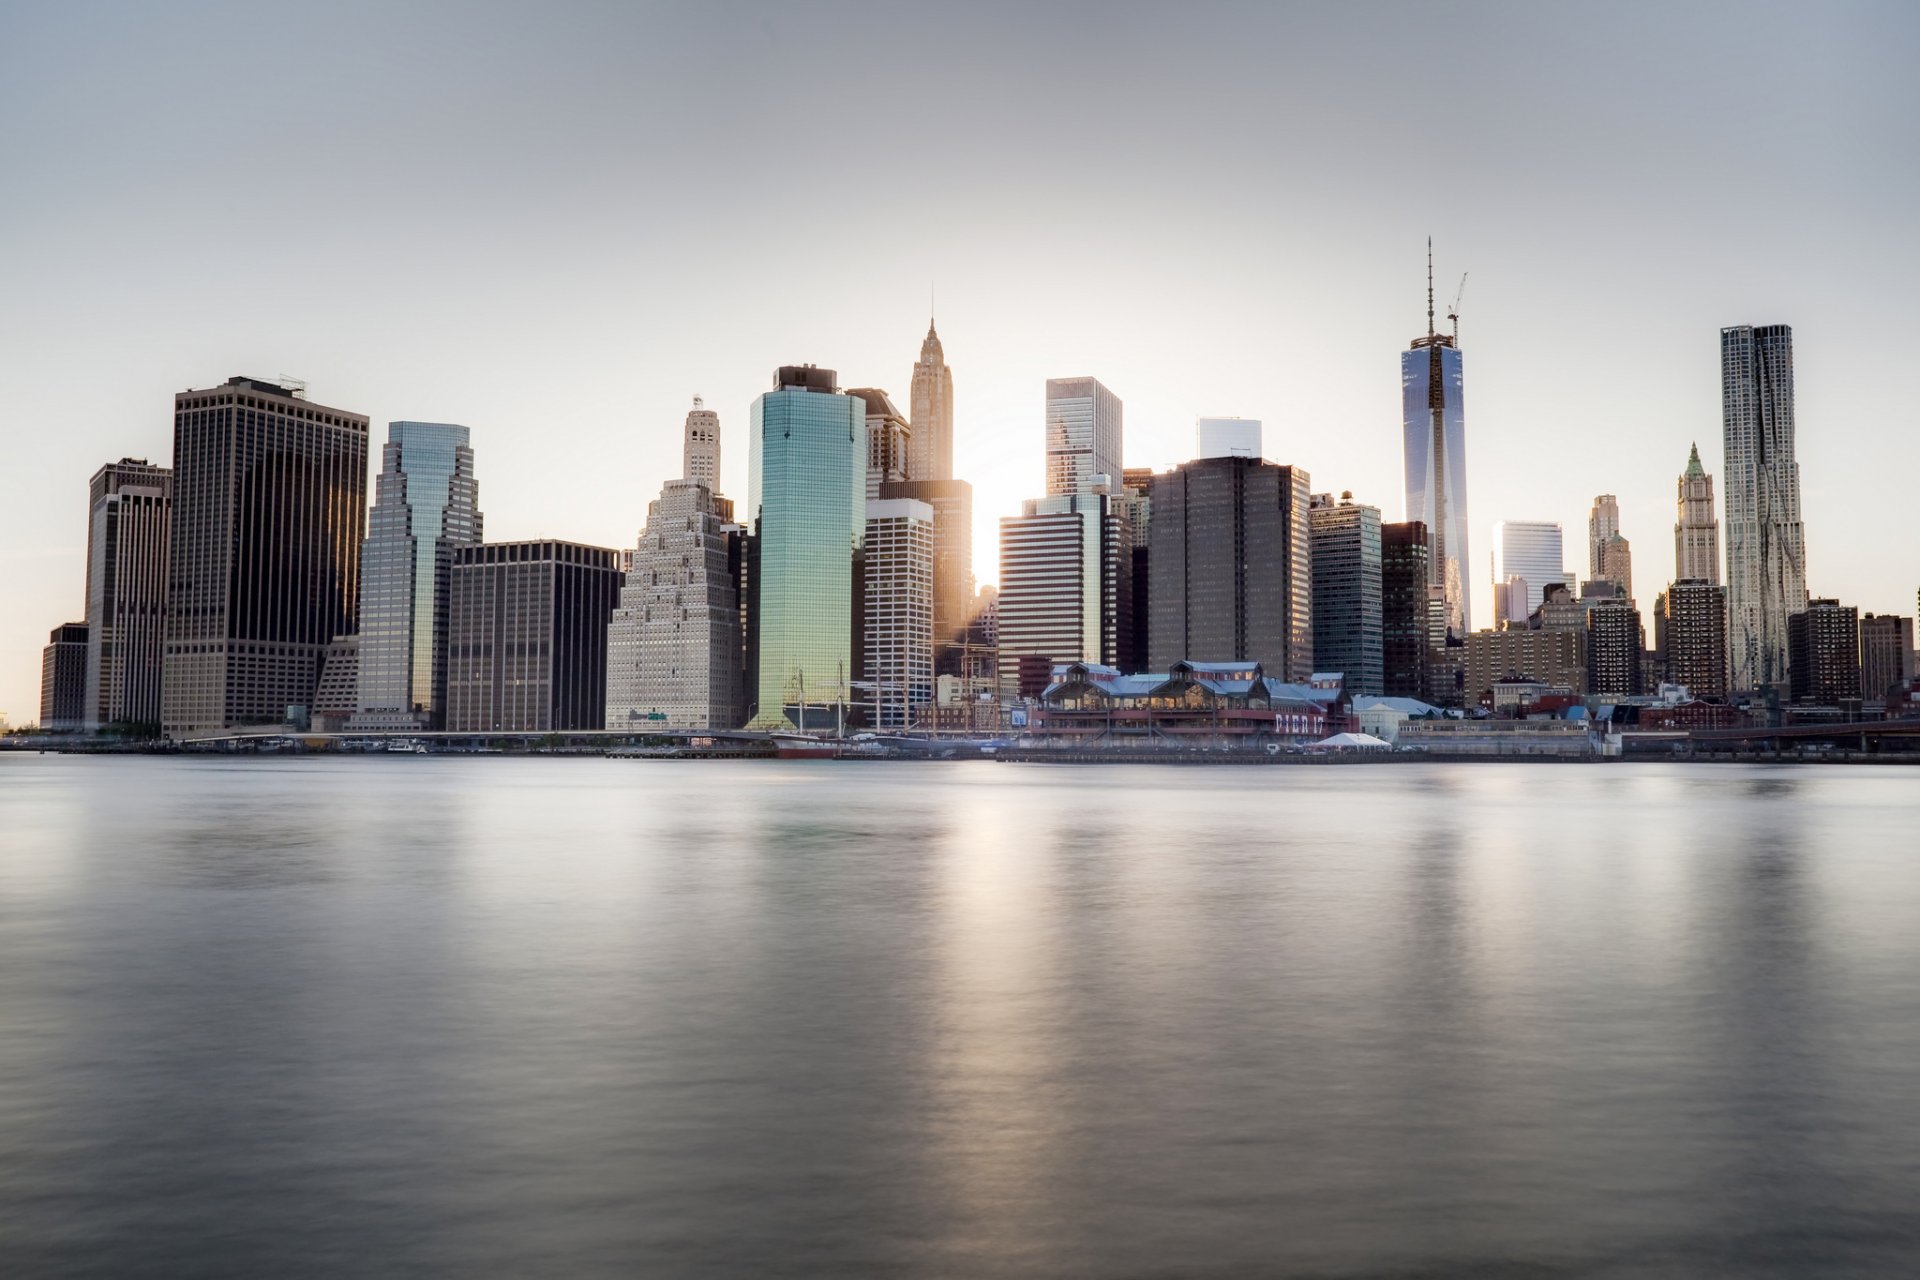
xmin=747 ymin=366 xmax=865 ymax=729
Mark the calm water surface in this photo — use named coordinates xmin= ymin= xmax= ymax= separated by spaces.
xmin=2 ymin=756 xmax=1918 ymax=1277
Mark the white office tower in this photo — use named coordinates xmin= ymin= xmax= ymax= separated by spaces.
xmin=683 ymin=398 xmax=720 ymax=490
xmin=1195 ymin=417 xmax=1262 ymax=460
xmin=863 ymin=498 xmax=935 ymax=729
xmin=1045 ymin=377 xmax=1123 ymax=496
xmin=606 ymin=479 xmax=744 ymax=729
xmin=1675 ymin=442 xmax=1721 ymax=585
xmin=1721 ymin=324 xmax=1807 ymax=693
xmin=1492 ymin=520 xmax=1566 ymax=618
xmin=997 ymin=493 xmax=1121 ymax=696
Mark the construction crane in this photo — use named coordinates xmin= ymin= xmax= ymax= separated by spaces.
xmin=1446 ymin=273 xmax=1468 ymax=342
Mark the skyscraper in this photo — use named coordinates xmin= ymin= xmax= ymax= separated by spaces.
xmin=852 ymin=388 xmax=911 ymax=500
xmin=1045 ymin=377 xmax=1123 ymax=497
xmin=996 ymin=493 xmax=1120 ymax=697
xmin=1588 ymin=494 xmax=1621 ymax=581
xmin=1860 ymin=614 xmax=1915 ymax=703
xmin=1381 ymin=521 xmax=1435 ymax=700
xmin=879 ymin=477 xmax=974 ymax=674
xmin=446 ymin=540 xmax=621 ymax=732
xmin=163 ymin=376 xmax=368 ymax=737
xmin=1148 ymin=457 xmax=1313 ymax=681
xmin=353 ymin=422 xmax=482 ymax=730
xmin=1586 ymin=595 xmax=1644 ymax=700
xmin=863 ymin=498 xmax=935 ymax=728
xmin=747 ymin=365 xmax=866 ymax=729
xmin=83 ymin=458 xmax=171 ymax=730
xmin=908 ymin=320 xmax=954 ymax=482
xmin=1309 ymin=492 xmax=1383 ymax=694
xmin=40 ymin=623 xmax=88 ymax=731
xmin=1675 ymin=443 xmax=1720 ymax=584
xmin=1402 ymin=247 xmax=1470 ymax=634
xmin=683 ymin=397 xmax=721 ymax=491
xmin=1114 ymin=467 xmax=1154 ymax=671
xmin=1722 ymin=324 xmax=1808 ymax=693
xmin=1491 ymin=520 xmax=1565 ymax=618
xmin=605 ymin=480 xmax=744 ymax=730
xmin=1596 ymin=533 xmax=1634 ymax=600
xmin=1786 ymin=599 xmax=1858 ymax=706
xmin=1663 ymin=579 xmax=1728 ymax=698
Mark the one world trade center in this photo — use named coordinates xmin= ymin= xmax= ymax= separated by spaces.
xmin=1402 ymin=243 xmax=1470 ymax=635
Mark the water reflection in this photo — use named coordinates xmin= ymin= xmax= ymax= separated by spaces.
xmin=0 ymin=756 xmax=1916 ymax=1277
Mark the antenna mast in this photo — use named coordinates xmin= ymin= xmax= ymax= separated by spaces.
xmin=1427 ymin=238 xmax=1436 ymax=340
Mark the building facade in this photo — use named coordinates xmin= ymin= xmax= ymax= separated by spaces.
xmin=1464 ymin=627 xmax=1586 ymax=706
xmin=683 ymin=397 xmax=720 ymax=491
xmin=447 ymin=540 xmax=621 ymax=732
xmin=1595 ymin=533 xmax=1634 ymax=600
xmin=1044 ymin=376 xmax=1122 ymax=497
xmin=1309 ymin=492 xmax=1383 ymax=694
xmin=878 ymin=477 xmax=975 ymax=676
xmin=1491 ymin=520 xmax=1565 ymax=619
xmin=1402 ymin=255 xmax=1470 ymax=635
xmin=852 ymin=387 xmax=911 ymax=500
xmin=1722 ymin=324 xmax=1808 ymax=693
xmin=1786 ymin=598 xmax=1859 ymax=706
xmin=163 ymin=377 xmax=368 ymax=737
xmin=1586 ymin=595 xmax=1645 ymax=700
xmin=1148 ymin=456 xmax=1313 ymax=682
xmin=996 ymin=493 xmax=1120 ymax=698
xmin=747 ymin=366 xmax=866 ymax=728
xmin=1381 ymin=521 xmax=1436 ymax=701
xmin=863 ymin=498 xmax=935 ymax=729
xmin=606 ymin=480 xmax=744 ymax=731
xmin=1588 ymin=494 xmax=1621 ymax=582
xmin=83 ymin=458 xmax=171 ymax=730
xmin=1860 ymin=614 xmax=1914 ymax=703
xmin=908 ymin=321 xmax=954 ymax=482
xmin=1663 ymin=579 xmax=1729 ymax=699
xmin=353 ymin=421 xmax=482 ymax=730
xmin=1195 ymin=417 xmax=1261 ymax=460
xmin=1675 ymin=443 xmax=1720 ymax=585
xmin=40 ymin=623 xmax=89 ymax=731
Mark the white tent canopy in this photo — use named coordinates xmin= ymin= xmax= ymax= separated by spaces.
xmin=1308 ymin=732 xmax=1392 ymax=750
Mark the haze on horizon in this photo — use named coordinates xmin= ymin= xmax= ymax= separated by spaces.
xmin=2 ymin=0 xmax=1916 ymax=722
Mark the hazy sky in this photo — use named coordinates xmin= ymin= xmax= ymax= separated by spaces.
xmin=3 ymin=1 xmax=1917 ymax=720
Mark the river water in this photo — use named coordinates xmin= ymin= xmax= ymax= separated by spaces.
xmin=1 ymin=755 xmax=1917 ymax=1277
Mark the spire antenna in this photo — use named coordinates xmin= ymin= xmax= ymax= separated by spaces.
xmin=1426 ymin=237 xmax=1435 ymax=340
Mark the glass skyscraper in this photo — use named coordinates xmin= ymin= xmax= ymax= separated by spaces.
xmin=1401 ymin=260 xmax=1470 ymax=635
xmin=354 ymin=421 xmax=481 ymax=729
xmin=1045 ymin=376 xmax=1123 ymax=496
xmin=1491 ymin=520 xmax=1566 ymax=619
xmin=747 ymin=366 xmax=865 ymax=729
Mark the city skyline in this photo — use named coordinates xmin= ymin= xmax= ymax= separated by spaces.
xmin=3 ymin=3 xmax=1917 ymax=720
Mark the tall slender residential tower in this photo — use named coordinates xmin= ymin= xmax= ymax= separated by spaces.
xmin=1722 ymin=324 xmax=1807 ymax=693
xmin=746 ymin=365 xmax=866 ymax=729
xmin=1045 ymin=377 xmax=1123 ymax=497
xmin=353 ymin=422 xmax=482 ymax=730
xmin=1588 ymin=494 xmax=1622 ymax=581
xmin=84 ymin=458 xmax=171 ymax=730
xmin=1674 ymin=442 xmax=1721 ymax=585
xmin=1402 ymin=244 xmax=1470 ymax=634
xmin=908 ymin=321 xmax=954 ymax=482
xmin=163 ymin=377 xmax=368 ymax=737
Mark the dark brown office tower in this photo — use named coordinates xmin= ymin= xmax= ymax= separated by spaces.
xmin=163 ymin=377 xmax=368 ymax=736
xmin=877 ymin=477 xmax=974 ymax=675
xmin=1381 ymin=521 xmax=1433 ymax=699
xmin=1859 ymin=614 xmax=1914 ymax=703
xmin=85 ymin=458 xmax=171 ymax=730
xmin=1663 ymin=579 xmax=1728 ymax=698
xmin=1116 ymin=467 xmax=1153 ymax=671
xmin=1586 ymin=596 xmax=1645 ymax=699
xmin=446 ymin=540 xmax=621 ymax=732
xmin=1787 ymin=598 xmax=1860 ymax=705
xmin=40 ymin=623 xmax=89 ymax=731
xmin=1147 ymin=457 xmax=1311 ymax=681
